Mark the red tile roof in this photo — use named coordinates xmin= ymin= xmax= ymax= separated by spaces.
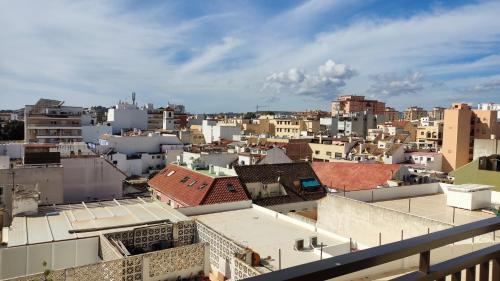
xmin=311 ymin=162 xmax=403 ymax=191
xmin=148 ymin=164 xmax=250 ymax=206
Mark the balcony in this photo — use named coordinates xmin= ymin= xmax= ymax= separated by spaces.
xmin=245 ymin=216 xmax=500 ymax=281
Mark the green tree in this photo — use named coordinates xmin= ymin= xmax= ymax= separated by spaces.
xmin=0 ymin=120 xmax=24 ymax=140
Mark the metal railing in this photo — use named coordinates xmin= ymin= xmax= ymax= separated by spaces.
xmin=245 ymin=216 xmax=500 ymax=281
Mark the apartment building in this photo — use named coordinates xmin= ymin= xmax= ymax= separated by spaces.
xmin=97 ymin=133 xmax=183 ymax=176
xmin=331 ymin=95 xmax=386 ymax=116
xmin=383 ymin=107 xmax=400 ymax=122
xmin=404 ymin=106 xmax=427 ymax=121
xmin=416 ymin=120 xmax=443 ymax=149
xmin=271 ymin=118 xmax=319 ymax=138
xmin=428 ymin=107 xmax=446 ymax=121
xmin=24 ymin=99 xmax=83 ymax=143
xmin=309 ymin=140 xmax=357 ymax=161
xmin=442 ymin=103 xmax=500 ymax=172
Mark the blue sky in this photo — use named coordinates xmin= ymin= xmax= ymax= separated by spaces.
xmin=1 ymin=0 xmax=499 ymax=112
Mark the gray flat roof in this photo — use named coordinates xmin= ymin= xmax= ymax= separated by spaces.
xmin=372 ymin=194 xmax=494 ymax=225
xmin=6 ymin=198 xmax=188 ymax=247
xmin=195 ymin=207 xmax=346 ymax=270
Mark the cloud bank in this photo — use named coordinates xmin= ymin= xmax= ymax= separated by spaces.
xmin=262 ymin=60 xmax=356 ymax=100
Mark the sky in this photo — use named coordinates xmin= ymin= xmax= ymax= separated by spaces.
xmin=0 ymin=0 xmax=499 ymax=113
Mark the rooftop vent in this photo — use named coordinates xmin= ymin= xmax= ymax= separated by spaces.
xmin=309 ymin=236 xmax=318 ymax=248
xmin=294 ymin=239 xmax=304 ymax=251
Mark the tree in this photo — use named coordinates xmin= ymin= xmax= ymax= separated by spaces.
xmin=243 ymin=112 xmax=256 ymax=119
xmin=0 ymin=120 xmax=24 ymax=140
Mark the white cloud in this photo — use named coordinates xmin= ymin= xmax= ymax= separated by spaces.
xmin=179 ymin=37 xmax=242 ymax=74
xmin=367 ymin=71 xmax=424 ymax=98
xmin=1 ymin=0 xmax=500 ymax=112
xmin=471 ymin=78 xmax=500 ymax=92
xmin=262 ymin=60 xmax=356 ymax=100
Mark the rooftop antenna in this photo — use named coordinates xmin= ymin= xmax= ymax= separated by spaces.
xmin=132 ymin=92 xmax=136 ymax=105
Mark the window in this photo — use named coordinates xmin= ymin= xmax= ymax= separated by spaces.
xmin=227 ymin=183 xmax=236 ymax=192
xmin=315 ymin=150 xmax=320 ymax=155
xmin=198 ymin=183 xmax=208 ymax=190
xmin=335 ymin=152 xmax=342 ymax=158
xmin=326 ymin=151 xmax=332 ymax=156
xmin=427 ymin=157 xmax=432 ymax=162
xmin=180 ymin=176 xmax=190 ymax=183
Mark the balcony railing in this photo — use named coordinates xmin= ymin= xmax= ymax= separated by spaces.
xmin=245 ymin=216 xmax=500 ymax=281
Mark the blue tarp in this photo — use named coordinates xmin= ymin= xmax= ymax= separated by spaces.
xmin=301 ymin=178 xmax=321 ymax=188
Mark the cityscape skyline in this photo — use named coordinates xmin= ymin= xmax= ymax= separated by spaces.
xmin=1 ymin=0 xmax=500 ymax=112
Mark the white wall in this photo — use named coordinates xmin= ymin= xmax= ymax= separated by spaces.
xmin=82 ymin=125 xmax=112 ymax=143
xmin=182 ymin=152 xmax=238 ymax=168
xmin=107 ymin=107 xmax=148 ymax=134
xmin=341 ymin=183 xmax=440 ymax=202
xmin=62 ymin=157 xmax=125 ymax=203
xmin=0 ymin=237 xmax=99 ymax=280
xmin=202 ymin=120 xmax=241 ymax=143
xmin=317 ymin=195 xmax=454 ymax=247
xmin=178 ymin=200 xmax=253 ymax=216
xmin=100 ymin=134 xmax=182 ymax=155
xmin=108 ymin=153 xmax=142 ymax=176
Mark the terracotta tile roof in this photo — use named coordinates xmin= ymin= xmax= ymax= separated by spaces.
xmin=311 ymin=162 xmax=403 ymax=191
xmin=234 ymin=163 xmax=326 ymax=206
xmin=283 ymin=142 xmax=312 ymax=161
xmin=148 ymin=164 xmax=249 ymax=206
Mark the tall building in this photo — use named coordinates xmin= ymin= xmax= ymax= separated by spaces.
xmin=383 ymin=107 xmax=400 ymax=122
xmin=428 ymin=107 xmax=445 ymax=121
xmin=442 ymin=103 xmax=500 ymax=172
xmin=478 ymin=102 xmax=500 ymax=121
xmin=331 ymin=95 xmax=386 ymax=116
xmin=404 ymin=106 xmax=427 ymax=121
xmin=24 ymin=99 xmax=83 ymax=144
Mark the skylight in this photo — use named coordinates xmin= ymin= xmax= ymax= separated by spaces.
xmin=188 ymin=180 xmax=198 ymax=187
xmin=198 ymin=183 xmax=208 ymax=190
xmin=167 ymin=171 xmax=175 ymax=177
xmin=180 ymin=176 xmax=190 ymax=183
xmin=227 ymin=183 xmax=236 ymax=192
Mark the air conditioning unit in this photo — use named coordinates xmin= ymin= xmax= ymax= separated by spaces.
xmin=309 ymin=236 xmax=318 ymax=248
xmin=294 ymin=239 xmax=304 ymax=251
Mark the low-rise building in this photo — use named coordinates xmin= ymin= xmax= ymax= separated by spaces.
xmin=202 ymin=120 xmax=241 ymax=143
xmin=234 ymin=163 xmax=326 ymax=212
xmin=148 ymin=163 xmax=250 ymax=208
xmin=309 ymin=139 xmax=357 ymax=161
xmin=404 ymin=151 xmax=443 ymax=172
xmin=107 ymin=97 xmax=148 ymax=134
xmin=416 ymin=120 xmax=443 ymax=149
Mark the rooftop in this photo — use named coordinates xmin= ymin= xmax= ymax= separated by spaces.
xmin=312 ymin=162 xmax=402 ymax=191
xmin=194 ymin=206 xmax=347 ymax=270
xmin=372 ymin=193 xmax=494 ymax=225
xmin=148 ymin=164 xmax=250 ymax=207
xmin=6 ymin=198 xmax=187 ymax=247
